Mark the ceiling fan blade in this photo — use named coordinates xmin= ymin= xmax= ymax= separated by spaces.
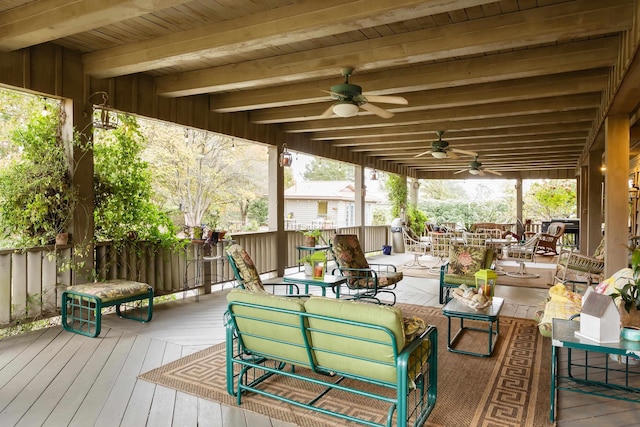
xmin=453 ymin=169 xmax=467 ymax=175
xmin=451 ymin=147 xmax=479 ymax=157
xmin=477 ymin=169 xmax=486 ymax=177
xmin=360 ymin=102 xmax=393 ymax=119
xmin=486 ymin=169 xmax=502 ymax=176
xmin=414 ymin=150 xmax=432 ymax=158
xmin=363 ymin=94 xmax=408 ymax=105
xmin=319 ymin=105 xmax=335 ymax=118
xmin=446 ymin=150 xmax=459 ymax=159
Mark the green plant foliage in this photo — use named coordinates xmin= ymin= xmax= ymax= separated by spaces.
xmin=303 ymin=158 xmax=353 ymax=180
xmin=94 ymin=115 xmax=180 ymax=251
xmin=0 ymin=100 xmax=81 ymax=247
xmin=406 ymin=206 xmax=428 ymax=236
xmin=418 ymin=199 xmax=512 ymax=229
xmin=248 ymin=197 xmax=268 ymax=225
xmin=524 ymin=180 xmax=576 ymax=221
xmin=385 ymin=174 xmax=407 ymax=218
xmin=611 ymin=248 xmax=640 ymax=313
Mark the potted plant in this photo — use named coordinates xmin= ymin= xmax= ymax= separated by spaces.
xmin=298 ymin=254 xmax=315 ymax=276
xmin=611 ymin=248 xmax=640 ymax=331
xmin=301 ymin=229 xmax=322 ymax=247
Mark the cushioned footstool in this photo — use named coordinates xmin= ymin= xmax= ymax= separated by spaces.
xmin=61 ymin=280 xmax=153 ymax=337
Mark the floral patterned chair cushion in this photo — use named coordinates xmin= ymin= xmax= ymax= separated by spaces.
xmin=67 ymin=280 xmax=151 ymax=303
xmin=447 ymin=245 xmax=488 ymax=275
xmin=226 ymin=244 xmax=265 ymax=292
xmin=331 ymin=234 xmax=402 ymax=304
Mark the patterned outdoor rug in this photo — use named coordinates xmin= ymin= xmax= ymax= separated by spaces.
xmin=139 ymin=304 xmax=553 ymax=427
xmin=400 ymin=259 xmax=557 ymax=290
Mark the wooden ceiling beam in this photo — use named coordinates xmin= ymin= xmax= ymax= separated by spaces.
xmin=0 ymin=0 xmax=190 ymax=51
xmin=332 ymin=128 xmax=589 ymax=147
xmin=211 ymin=37 xmax=618 ymax=112
xmin=282 ymin=93 xmax=601 ymax=133
xmin=156 ymin=0 xmax=630 ymax=97
xmin=309 ymin=111 xmax=596 ymax=140
xmin=83 ymin=0 xmax=493 ymax=79
xmin=250 ymin=70 xmax=609 ymax=124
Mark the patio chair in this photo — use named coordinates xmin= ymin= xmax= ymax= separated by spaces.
xmin=330 ymin=234 xmax=402 ymax=305
xmin=428 ymin=231 xmax=454 ymax=275
xmin=505 ymin=233 xmax=540 ymax=262
xmin=439 ymin=245 xmax=493 ymax=304
xmin=226 ymin=244 xmax=300 ymax=294
xmin=536 ymin=222 xmax=566 ymax=255
xmin=554 ymin=237 xmax=605 ymax=289
xmin=402 ymin=227 xmax=430 ymax=267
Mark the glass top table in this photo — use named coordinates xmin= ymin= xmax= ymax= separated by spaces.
xmin=283 ymin=271 xmax=347 ymax=298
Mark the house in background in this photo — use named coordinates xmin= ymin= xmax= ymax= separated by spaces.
xmin=284 ymin=181 xmax=387 ymax=230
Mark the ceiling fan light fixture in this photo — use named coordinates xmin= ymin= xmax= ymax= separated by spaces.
xmin=431 ymin=151 xmax=447 ymax=159
xmin=469 ymin=168 xmax=480 ymax=175
xmin=333 ymin=102 xmax=359 ymax=117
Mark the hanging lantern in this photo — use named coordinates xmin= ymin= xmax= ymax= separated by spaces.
xmin=279 ymin=143 xmax=293 ymax=167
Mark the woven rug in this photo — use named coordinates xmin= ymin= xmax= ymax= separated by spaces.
xmin=139 ymin=304 xmax=553 ymax=427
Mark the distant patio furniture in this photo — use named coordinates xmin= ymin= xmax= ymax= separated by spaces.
xmin=554 ymin=237 xmax=605 ymax=289
xmin=330 ymin=234 xmax=402 ymax=305
xmin=536 ymin=222 xmax=566 ymax=255
xmin=505 ymin=233 xmax=540 ymax=262
xmin=402 ymin=227 xmax=430 ymax=267
xmin=428 ymin=232 xmax=454 ymax=275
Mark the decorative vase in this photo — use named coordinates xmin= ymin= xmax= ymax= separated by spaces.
xmin=304 ymin=263 xmax=313 ymax=276
xmin=303 ymin=236 xmax=316 ymax=247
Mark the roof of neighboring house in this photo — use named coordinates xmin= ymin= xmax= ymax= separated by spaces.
xmin=285 ymin=180 xmax=385 ymax=203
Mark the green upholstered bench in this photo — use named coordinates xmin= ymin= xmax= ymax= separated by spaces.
xmin=61 ymin=280 xmax=153 ymax=337
xmin=225 ymin=289 xmax=437 ymax=427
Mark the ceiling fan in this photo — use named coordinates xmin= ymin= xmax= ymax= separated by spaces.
xmin=454 ymin=156 xmax=502 ymax=176
xmin=414 ymin=131 xmax=478 ymax=159
xmin=320 ymin=67 xmax=408 ymax=119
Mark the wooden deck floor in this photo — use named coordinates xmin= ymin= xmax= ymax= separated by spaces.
xmin=1 ymin=253 xmax=639 ymax=426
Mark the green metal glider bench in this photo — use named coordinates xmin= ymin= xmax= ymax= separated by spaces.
xmin=225 ymin=289 xmax=438 ymax=427
xmin=61 ymin=279 xmax=153 ymax=337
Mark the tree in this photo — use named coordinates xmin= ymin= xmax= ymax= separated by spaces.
xmin=93 ymin=115 xmax=178 ymax=247
xmin=524 ymin=180 xmax=576 ymax=221
xmin=303 ymin=158 xmax=352 ymax=180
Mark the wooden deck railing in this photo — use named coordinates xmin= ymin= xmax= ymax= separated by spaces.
xmin=0 ymin=226 xmax=390 ymax=327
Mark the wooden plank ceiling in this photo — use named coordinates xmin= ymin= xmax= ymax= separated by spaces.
xmin=0 ymin=0 xmax=637 ymax=179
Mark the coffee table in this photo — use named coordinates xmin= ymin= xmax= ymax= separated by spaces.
xmin=442 ymin=296 xmax=504 ymax=357
xmin=283 ymin=271 xmax=348 ymax=298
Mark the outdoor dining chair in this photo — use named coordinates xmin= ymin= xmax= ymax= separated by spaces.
xmin=402 ymin=227 xmax=430 ymax=267
xmin=330 ymin=234 xmax=402 ymax=305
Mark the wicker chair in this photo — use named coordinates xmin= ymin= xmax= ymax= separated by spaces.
xmin=505 ymin=233 xmax=540 ymax=261
xmin=554 ymin=238 xmax=605 ymax=289
xmin=402 ymin=227 xmax=430 ymax=267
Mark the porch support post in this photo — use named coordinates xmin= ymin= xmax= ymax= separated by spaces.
xmin=604 ymin=115 xmax=629 ymax=277
xmin=515 ymin=178 xmax=523 ymax=237
xmin=268 ymin=144 xmax=286 ymax=276
xmin=355 ymin=165 xmax=365 ymax=243
xmin=67 ymin=94 xmax=94 ymax=284
xmin=586 ymin=149 xmax=603 ymax=255
xmin=409 ymin=178 xmax=419 ymax=207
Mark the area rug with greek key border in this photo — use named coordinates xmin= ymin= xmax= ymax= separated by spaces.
xmin=139 ymin=304 xmax=554 ymax=427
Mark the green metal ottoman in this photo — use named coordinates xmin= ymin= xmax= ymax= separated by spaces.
xmin=61 ymin=280 xmax=153 ymax=337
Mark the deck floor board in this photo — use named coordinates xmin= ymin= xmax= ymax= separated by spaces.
xmin=0 ymin=253 xmax=636 ymax=426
